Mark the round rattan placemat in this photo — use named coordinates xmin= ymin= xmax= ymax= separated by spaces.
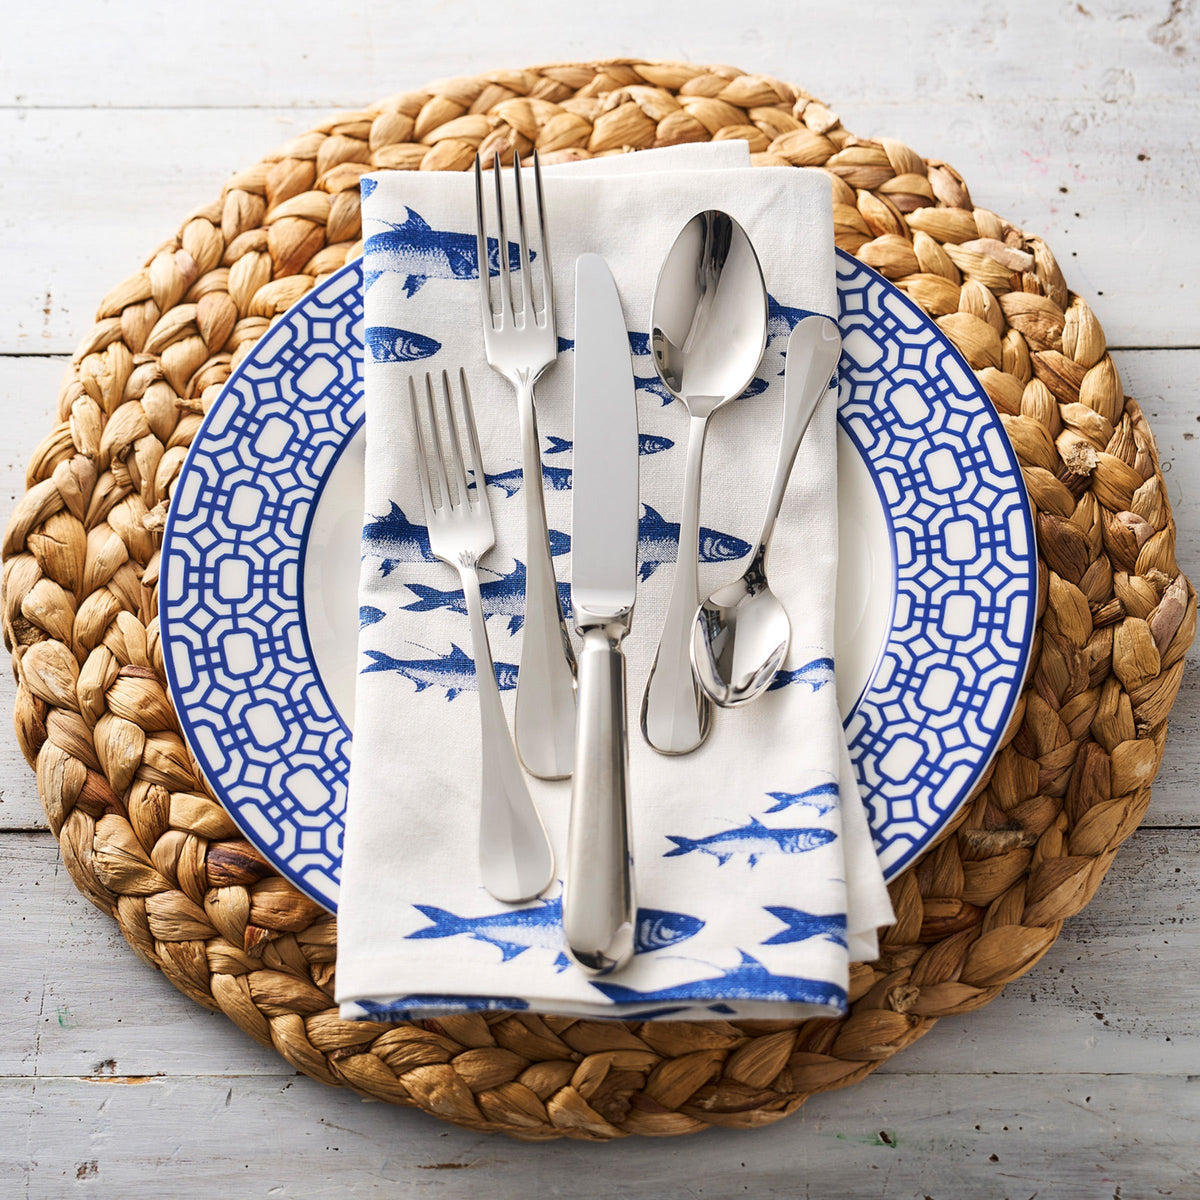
xmin=3 ymin=60 xmax=1194 ymax=1141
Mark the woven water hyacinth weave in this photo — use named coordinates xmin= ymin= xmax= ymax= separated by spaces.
xmin=3 ymin=60 xmax=1194 ymax=1140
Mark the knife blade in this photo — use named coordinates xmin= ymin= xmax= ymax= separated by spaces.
xmin=563 ymin=253 xmax=639 ymax=975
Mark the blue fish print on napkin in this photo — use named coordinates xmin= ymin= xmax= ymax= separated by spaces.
xmin=359 ymin=605 xmax=384 ymax=629
xmin=362 ymin=501 xmax=434 ymax=574
xmin=638 ymin=504 xmax=751 ymax=583
xmin=400 ymin=557 xmax=570 ymax=635
xmin=761 ymin=907 xmax=848 ymax=947
xmin=767 ymin=656 xmax=835 ymax=693
xmin=363 ymin=325 xmax=442 ymax=364
xmin=497 ymin=434 xmax=677 ymax=499
xmin=767 ymin=293 xmax=818 ymax=341
xmin=406 ymin=897 xmax=704 ymax=971
xmin=357 ymin=995 xmax=530 ymax=1017
xmin=763 ymin=782 xmax=839 ymax=815
xmin=487 ymin=461 xmax=573 ymax=497
xmin=545 ymin=432 xmax=675 ymax=461
xmin=362 ymin=206 xmax=526 ymax=297
xmin=361 ymin=644 xmax=517 ymax=700
xmin=591 ymin=951 xmax=846 ymax=1007
xmin=664 ymin=817 xmax=836 ymax=867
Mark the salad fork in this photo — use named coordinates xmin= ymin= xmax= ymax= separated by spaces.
xmin=474 ymin=151 xmax=577 ymax=781
xmin=409 ymin=368 xmax=554 ymax=904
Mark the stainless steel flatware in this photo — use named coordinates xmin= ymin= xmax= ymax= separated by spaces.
xmin=563 ymin=253 xmax=640 ymax=975
xmin=409 ymin=368 xmax=554 ymax=904
xmin=474 ymin=151 xmax=577 ymax=782
xmin=639 ymin=210 xmax=768 ymax=755
xmin=691 ymin=315 xmax=843 ymax=706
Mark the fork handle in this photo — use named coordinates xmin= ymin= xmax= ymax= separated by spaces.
xmin=513 ymin=375 xmax=578 ymax=780
xmin=459 ymin=562 xmax=555 ymax=904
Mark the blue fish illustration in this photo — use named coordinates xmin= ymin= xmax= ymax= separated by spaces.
xmin=362 ymin=501 xmax=434 ymax=574
xmin=767 ymin=293 xmax=818 ymax=340
xmin=635 ymin=372 xmax=678 ymax=407
xmin=355 ymin=995 xmax=530 ymax=1017
xmin=361 ymin=643 xmax=517 ymax=700
xmin=363 ymin=325 xmax=442 ymax=364
xmin=406 ymin=897 xmax=704 ymax=971
xmin=638 ymin=433 xmax=675 ymax=455
xmin=637 ymin=503 xmax=751 ymax=583
xmin=767 ymin=656 xmax=835 ymax=693
xmin=544 ymin=434 xmax=674 ymax=459
xmin=359 ymin=605 xmax=384 ymax=628
xmin=400 ymin=556 xmax=571 ymax=634
xmin=763 ymin=782 xmax=839 ymax=815
xmin=363 ymin=206 xmax=526 ymax=297
xmin=591 ymin=951 xmax=846 ymax=1007
xmin=761 ymin=907 xmax=848 ymax=948
xmin=487 ymin=462 xmax=573 ymax=497
xmin=663 ymin=817 xmax=836 ymax=867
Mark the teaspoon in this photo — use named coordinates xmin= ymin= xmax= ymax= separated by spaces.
xmin=691 ymin=316 xmax=842 ymax=706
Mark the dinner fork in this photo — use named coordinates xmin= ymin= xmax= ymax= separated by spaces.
xmin=475 ymin=151 xmax=577 ymax=781
xmin=409 ymin=368 xmax=555 ymax=904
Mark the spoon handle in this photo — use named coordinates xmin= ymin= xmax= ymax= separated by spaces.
xmin=641 ymin=413 xmax=713 ymax=755
xmin=756 ymin=316 xmax=843 ymax=554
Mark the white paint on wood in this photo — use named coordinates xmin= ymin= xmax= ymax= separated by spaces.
xmin=2 ymin=0 xmax=1198 ymax=1189
xmin=2 ymin=1072 xmax=1198 ymax=1198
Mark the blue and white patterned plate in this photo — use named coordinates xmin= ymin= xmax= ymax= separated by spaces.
xmin=160 ymin=251 xmax=1037 ymax=912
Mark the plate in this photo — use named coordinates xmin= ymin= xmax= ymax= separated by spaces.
xmin=160 ymin=251 xmax=1037 ymax=912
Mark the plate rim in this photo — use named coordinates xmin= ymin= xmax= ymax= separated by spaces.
xmin=160 ymin=250 xmax=1037 ymax=909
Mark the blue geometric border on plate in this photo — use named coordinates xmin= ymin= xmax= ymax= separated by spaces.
xmin=160 ymin=266 xmax=361 ymax=911
xmin=834 ymin=253 xmax=1036 ymax=878
xmin=160 ymin=251 xmax=1037 ymax=912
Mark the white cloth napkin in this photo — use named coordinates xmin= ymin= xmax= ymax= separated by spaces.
xmin=336 ymin=142 xmax=894 ymax=1021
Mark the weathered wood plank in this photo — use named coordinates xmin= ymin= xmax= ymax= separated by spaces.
xmin=3 ymin=0 xmax=1194 ymax=109
xmin=1 ymin=1071 xmax=1196 ymax=1198
xmin=2 ymin=827 xmax=1197 ymax=1081
xmin=1 ymin=96 xmax=1196 ymax=355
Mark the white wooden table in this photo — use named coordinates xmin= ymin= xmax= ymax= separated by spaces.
xmin=2 ymin=3 xmax=1197 ymax=1195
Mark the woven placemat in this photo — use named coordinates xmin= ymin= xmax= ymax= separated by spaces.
xmin=3 ymin=60 xmax=1194 ymax=1141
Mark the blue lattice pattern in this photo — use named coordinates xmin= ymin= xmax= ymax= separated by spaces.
xmin=160 ymin=253 xmax=1036 ymax=911
xmin=835 ymin=256 xmax=1035 ymax=876
xmin=161 ymin=269 xmax=363 ymax=909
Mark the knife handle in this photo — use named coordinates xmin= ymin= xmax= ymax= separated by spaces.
xmin=563 ymin=622 xmax=636 ymax=975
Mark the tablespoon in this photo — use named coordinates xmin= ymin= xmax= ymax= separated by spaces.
xmin=640 ymin=210 xmax=768 ymax=755
xmin=691 ymin=316 xmax=842 ymax=707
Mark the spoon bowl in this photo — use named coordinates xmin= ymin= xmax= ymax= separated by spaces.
xmin=639 ymin=210 xmax=769 ymax=754
xmin=691 ymin=316 xmax=843 ymax=708
xmin=692 ymin=574 xmax=791 ymax=706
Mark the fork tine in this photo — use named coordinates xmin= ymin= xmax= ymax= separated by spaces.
xmin=531 ymin=149 xmax=554 ymax=332
xmin=422 ymin=372 xmax=453 ymax=510
xmin=437 ymin=369 xmax=470 ymax=509
xmin=473 ymin=154 xmax=494 ymax=331
xmin=409 ymin=376 xmax=437 ymax=516
xmin=512 ymin=153 xmax=533 ymax=320
xmin=492 ymin=152 xmax=516 ymax=326
xmin=456 ymin=368 xmax=490 ymax=519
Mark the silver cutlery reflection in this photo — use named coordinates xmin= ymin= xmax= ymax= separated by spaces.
xmin=563 ymin=254 xmax=640 ymax=976
xmin=474 ymin=151 xmax=577 ymax=782
xmin=639 ymin=210 xmax=769 ymax=756
xmin=691 ymin=316 xmax=843 ymax=706
xmin=409 ymin=369 xmax=554 ymax=904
